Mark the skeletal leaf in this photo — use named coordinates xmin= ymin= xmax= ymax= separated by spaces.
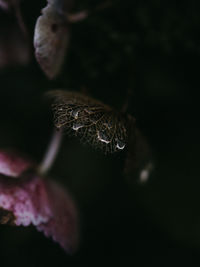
xmin=124 ymin=128 xmax=154 ymax=184
xmin=48 ymin=90 xmax=136 ymax=153
xmin=34 ymin=2 xmax=70 ymax=79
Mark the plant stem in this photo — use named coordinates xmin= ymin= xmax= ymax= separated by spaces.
xmin=13 ymin=2 xmax=28 ymax=39
xmin=67 ymin=1 xmax=112 ymax=23
xmin=38 ymin=130 xmax=63 ymax=175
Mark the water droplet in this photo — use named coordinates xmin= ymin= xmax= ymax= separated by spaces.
xmin=116 ymin=139 xmax=125 ymax=150
xmin=97 ymin=131 xmax=110 ymax=144
xmin=72 ymin=122 xmax=84 ymax=131
xmin=71 ymin=109 xmax=80 ymax=119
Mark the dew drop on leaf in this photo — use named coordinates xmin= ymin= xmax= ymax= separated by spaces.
xmin=47 ymin=90 xmax=136 ymax=153
xmin=71 ymin=108 xmax=80 ymax=119
xmin=116 ymin=139 xmax=126 ymax=150
xmin=97 ymin=131 xmax=111 ymax=144
xmin=72 ymin=122 xmax=84 ymax=131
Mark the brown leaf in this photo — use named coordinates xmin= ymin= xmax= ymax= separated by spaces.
xmin=48 ymin=90 xmax=136 ymax=153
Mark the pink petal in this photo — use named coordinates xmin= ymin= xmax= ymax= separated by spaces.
xmin=0 ymin=175 xmax=78 ymax=253
xmin=37 ymin=180 xmax=78 ymax=253
xmin=0 ymin=150 xmax=33 ymax=178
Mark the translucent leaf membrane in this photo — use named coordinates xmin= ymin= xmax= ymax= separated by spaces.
xmin=34 ymin=2 xmax=70 ymax=79
xmin=48 ymin=90 xmax=136 ymax=153
xmin=124 ymin=128 xmax=154 ymax=184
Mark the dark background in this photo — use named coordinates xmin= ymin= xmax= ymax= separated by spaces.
xmin=0 ymin=0 xmax=199 ymax=266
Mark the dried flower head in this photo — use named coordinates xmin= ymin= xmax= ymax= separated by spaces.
xmin=48 ymin=90 xmax=136 ymax=153
xmin=34 ymin=1 xmax=71 ymax=79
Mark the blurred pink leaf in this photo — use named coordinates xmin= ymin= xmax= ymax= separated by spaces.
xmin=0 ymin=17 xmax=30 ymax=69
xmin=34 ymin=3 xmax=70 ymax=79
xmin=0 ymin=150 xmax=33 ymax=178
xmin=0 ymin=0 xmax=17 ymax=10
xmin=0 ymin=150 xmax=78 ymax=253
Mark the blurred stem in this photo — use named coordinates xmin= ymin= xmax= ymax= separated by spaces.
xmin=38 ymin=130 xmax=63 ymax=175
xmin=13 ymin=3 xmax=28 ymax=39
xmin=67 ymin=1 xmax=112 ymax=23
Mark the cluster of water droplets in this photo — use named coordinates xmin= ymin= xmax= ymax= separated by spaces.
xmin=53 ymin=94 xmax=128 ymax=153
xmin=96 ymin=131 xmax=126 ymax=151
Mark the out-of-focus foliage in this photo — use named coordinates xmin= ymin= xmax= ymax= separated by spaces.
xmin=0 ymin=150 xmax=78 ymax=253
xmin=0 ymin=0 xmax=199 ymax=266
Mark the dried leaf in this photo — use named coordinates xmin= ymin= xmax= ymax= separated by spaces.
xmin=0 ymin=150 xmax=78 ymax=253
xmin=124 ymin=128 xmax=154 ymax=184
xmin=48 ymin=90 xmax=136 ymax=153
xmin=34 ymin=3 xmax=70 ymax=79
xmin=0 ymin=150 xmax=33 ymax=178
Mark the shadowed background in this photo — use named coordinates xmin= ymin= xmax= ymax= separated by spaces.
xmin=0 ymin=0 xmax=199 ymax=266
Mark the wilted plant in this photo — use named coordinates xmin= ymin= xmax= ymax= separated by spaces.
xmin=0 ymin=0 xmax=153 ymax=256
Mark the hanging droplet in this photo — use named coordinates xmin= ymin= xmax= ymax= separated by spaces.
xmin=97 ymin=131 xmax=110 ymax=144
xmin=72 ymin=122 xmax=84 ymax=131
xmin=71 ymin=109 xmax=80 ymax=119
xmin=116 ymin=139 xmax=125 ymax=150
